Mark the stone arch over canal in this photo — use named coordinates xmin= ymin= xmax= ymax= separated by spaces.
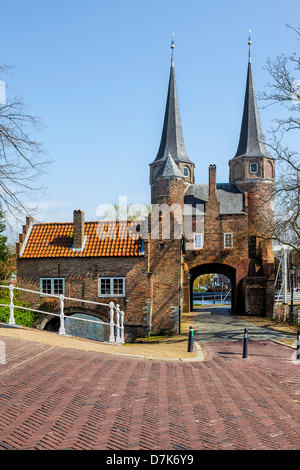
xmin=37 ymin=307 xmax=111 ymax=342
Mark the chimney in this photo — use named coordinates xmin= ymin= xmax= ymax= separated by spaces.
xmin=209 ymin=164 xmax=217 ymax=196
xmin=73 ymin=210 xmax=85 ymax=249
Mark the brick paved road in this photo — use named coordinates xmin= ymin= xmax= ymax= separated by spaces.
xmin=0 ymin=331 xmax=300 ymax=451
xmin=195 ymin=306 xmax=297 ymax=343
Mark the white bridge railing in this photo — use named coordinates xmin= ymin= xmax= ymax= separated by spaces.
xmin=0 ymin=284 xmax=125 ymax=344
xmin=273 ymin=303 xmax=300 ymax=326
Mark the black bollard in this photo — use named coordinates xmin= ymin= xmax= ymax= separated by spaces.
xmin=242 ymin=328 xmax=248 ymax=359
xmin=297 ymin=329 xmax=300 ymax=362
xmin=188 ymin=326 xmax=194 ymax=352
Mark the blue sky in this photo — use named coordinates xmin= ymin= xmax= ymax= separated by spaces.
xmin=0 ymin=0 xmax=298 ymax=239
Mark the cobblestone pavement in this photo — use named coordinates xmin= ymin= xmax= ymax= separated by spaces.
xmin=195 ymin=307 xmax=297 ymax=343
xmin=0 ymin=309 xmax=300 ymax=451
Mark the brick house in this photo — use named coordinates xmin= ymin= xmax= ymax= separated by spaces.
xmin=16 ymin=45 xmax=275 ymax=340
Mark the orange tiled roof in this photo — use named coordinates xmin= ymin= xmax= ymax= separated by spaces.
xmin=21 ymin=220 xmax=144 ymax=258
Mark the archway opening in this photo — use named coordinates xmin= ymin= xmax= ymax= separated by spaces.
xmin=193 ymin=273 xmax=231 ymax=307
xmin=189 ymin=263 xmax=236 ymax=312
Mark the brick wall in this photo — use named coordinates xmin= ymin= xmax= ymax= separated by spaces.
xmin=149 ymin=235 xmax=182 ymax=334
xmin=17 ymin=255 xmax=151 ymax=341
xmin=148 ymin=176 xmax=186 ymax=334
xmin=151 ymin=177 xmax=185 ymax=207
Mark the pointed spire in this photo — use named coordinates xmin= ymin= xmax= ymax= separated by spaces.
xmin=155 ymin=152 xmax=185 ymax=179
xmin=234 ymin=37 xmax=270 ymax=159
xmin=152 ymin=37 xmax=191 ymax=164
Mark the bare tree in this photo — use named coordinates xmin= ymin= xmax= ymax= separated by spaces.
xmin=0 ymin=64 xmax=49 ymax=228
xmin=260 ymin=24 xmax=300 ymax=253
xmin=98 ymin=202 xmax=151 ymax=221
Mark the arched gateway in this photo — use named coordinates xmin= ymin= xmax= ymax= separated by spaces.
xmin=188 ymin=263 xmax=236 ymax=312
xmin=148 ymin=42 xmax=275 ymax=333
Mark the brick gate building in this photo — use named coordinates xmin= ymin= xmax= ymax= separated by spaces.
xmin=16 ymin=43 xmax=275 ymax=340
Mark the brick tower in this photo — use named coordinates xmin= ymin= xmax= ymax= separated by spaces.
xmin=148 ymin=43 xmax=193 ymax=334
xmin=228 ymin=44 xmax=275 ymax=314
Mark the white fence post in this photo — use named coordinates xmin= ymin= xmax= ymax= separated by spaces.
xmin=115 ymin=304 xmax=121 ymax=343
xmin=278 ymin=306 xmax=281 ymax=321
xmin=58 ymin=294 xmax=66 ymax=335
xmin=9 ymin=284 xmax=15 ymax=326
xmin=109 ymin=301 xmax=115 ymax=343
xmin=284 ymin=306 xmax=287 ymax=322
xmin=120 ymin=311 xmax=125 ymax=343
xmin=298 ymin=310 xmax=300 ymax=326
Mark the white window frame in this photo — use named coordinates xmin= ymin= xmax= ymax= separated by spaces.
xmin=193 ymin=233 xmax=203 ymax=250
xmin=224 ymin=233 xmax=233 ymax=248
xmin=98 ymin=277 xmax=126 ymax=297
xmin=250 ymin=162 xmax=258 ymax=174
xmin=40 ymin=278 xmax=65 ymax=295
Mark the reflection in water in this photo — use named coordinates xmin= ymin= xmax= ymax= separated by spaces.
xmin=64 ymin=313 xmax=109 ymax=342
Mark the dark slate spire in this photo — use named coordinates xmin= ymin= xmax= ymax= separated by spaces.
xmin=152 ymin=49 xmax=191 ymax=164
xmin=155 ymin=152 xmax=185 ymax=179
xmin=234 ymin=49 xmax=270 ymax=159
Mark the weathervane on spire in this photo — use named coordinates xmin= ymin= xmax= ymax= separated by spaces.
xmin=171 ymin=33 xmax=175 ymax=58
xmin=248 ymin=29 xmax=252 ymax=60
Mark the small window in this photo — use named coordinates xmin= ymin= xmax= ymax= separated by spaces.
xmin=40 ymin=278 xmax=65 ymax=295
xmin=224 ymin=233 xmax=233 ymax=248
xmin=98 ymin=277 xmax=125 ymax=297
xmin=193 ymin=233 xmax=203 ymax=249
xmin=113 ymin=278 xmax=125 ymax=296
xmin=250 ymin=162 xmax=258 ymax=174
xmin=183 ymin=166 xmax=189 ymax=177
xmin=100 ymin=278 xmax=111 ymax=296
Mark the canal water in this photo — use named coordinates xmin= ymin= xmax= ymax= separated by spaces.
xmin=194 ymin=299 xmax=231 ymax=306
xmin=64 ymin=313 xmax=110 ymax=342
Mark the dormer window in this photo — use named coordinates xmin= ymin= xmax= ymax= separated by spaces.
xmin=183 ymin=166 xmax=189 ymax=177
xmin=250 ymin=162 xmax=258 ymax=174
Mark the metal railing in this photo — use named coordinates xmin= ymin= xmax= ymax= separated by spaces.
xmin=193 ymin=290 xmax=231 ymax=305
xmin=0 ymin=284 xmax=125 ymax=343
xmin=275 ymin=291 xmax=300 ymax=302
xmin=273 ymin=304 xmax=300 ymax=326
